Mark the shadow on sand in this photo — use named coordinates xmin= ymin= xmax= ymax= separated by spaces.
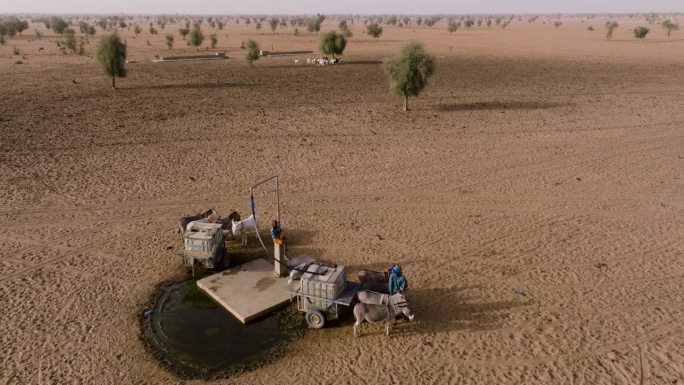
xmin=608 ymin=38 xmax=684 ymax=44
xmin=434 ymin=100 xmax=566 ymax=112
xmin=226 ymin=228 xmax=320 ymax=266
xmin=345 ymin=60 xmax=383 ymax=65
xmin=400 ymin=286 xmax=530 ymax=335
xmin=268 ymin=60 xmax=382 ymax=69
xmin=344 ymin=264 xmax=530 ymax=336
xmin=126 ymin=82 xmax=261 ymax=91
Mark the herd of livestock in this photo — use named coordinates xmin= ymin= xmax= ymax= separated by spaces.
xmin=294 ymin=56 xmax=343 ymax=65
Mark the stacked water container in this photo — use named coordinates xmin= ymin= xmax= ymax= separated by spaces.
xmin=300 ymin=263 xmax=347 ymax=310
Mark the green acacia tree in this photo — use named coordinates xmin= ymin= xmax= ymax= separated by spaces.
xmin=96 ymin=33 xmax=127 ymax=89
xmin=383 ymin=42 xmax=436 ymax=112
xmin=0 ymin=22 xmax=8 ymax=42
xmin=165 ymin=33 xmax=174 ymax=49
xmin=5 ymin=18 xmax=29 ymax=36
xmin=662 ymin=20 xmax=679 ymax=40
xmin=269 ymin=18 xmax=279 ymax=33
xmin=605 ymin=21 xmax=619 ymax=40
xmin=319 ymin=31 xmax=347 ymax=58
xmin=179 ymin=27 xmax=189 ymax=40
xmin=50 ymin=17 xmax=68 ymax=35
xmin=245 ymin=39 xmax=260 ymax=65
xmin=63 ymin=28 xmax=77 ymax=53
xmin=447 ymin=20 xmax=460 ymax=33
xmin=367 ymin=23 xmax=383 ymax=38
xmin=85 ymin=24 xmax=96 ymax=39
xmin=189 ymin=26 xmax=204 ymax=49
xmin=338 ymin=20 xmax=353 ymax=37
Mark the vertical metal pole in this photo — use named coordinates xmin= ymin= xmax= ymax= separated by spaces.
xmin=275 ymin=176 xmax=280 ymax=224
xmin=249 ymin=175 xmax=280 ymax=226
xmin=274 ymin=176 xmax=283 ymax=277
xmin=248 ymin=175 xmax=281 ymax=261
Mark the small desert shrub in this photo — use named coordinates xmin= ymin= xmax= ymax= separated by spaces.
xmin=78 ymin=38 xmax=86 ymax=55
xmin=294 ymin=28 xmax=300 ymax=36
xmin=554 ymin=21 xmax=562 ymax=29
xmin=209 ymin=33 xmax=217 ymax=48
xmin=133 ymin=24 xmax=142 ymax=37
xmin=35 ymin=29 xmax=42 ymax=38
xmin=13 ymin=46 xmax=20 ymax=55
xmin=587 ymin=26 xmax=594 ymax=31
xmin=633 ymin=26 xmax=650 ymax=40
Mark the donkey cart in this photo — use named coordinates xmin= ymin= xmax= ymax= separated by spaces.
xmin=285 ymin=263 xmax=359 ymax=328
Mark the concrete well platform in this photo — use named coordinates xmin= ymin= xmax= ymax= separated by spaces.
xmin=197 ymin=258 xmax=291 ymax=323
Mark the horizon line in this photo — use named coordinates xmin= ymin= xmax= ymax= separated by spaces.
xmin=1 ymin=11 xmax=683 ymax=17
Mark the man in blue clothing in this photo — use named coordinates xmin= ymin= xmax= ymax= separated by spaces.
xmin=270 ymin=220 xmax=282 ymax=240
xmin=388 ymin=264 xmax=408 ymax=295
xmin=270 ymin=220 xmax=287 ymax=251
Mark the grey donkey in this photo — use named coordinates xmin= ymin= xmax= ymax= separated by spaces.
xmin=353 ymin=292 xmax=414 ymax=337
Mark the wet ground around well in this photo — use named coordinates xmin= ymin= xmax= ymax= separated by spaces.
xmin=141 ymin=277 xmax=305 ymax=379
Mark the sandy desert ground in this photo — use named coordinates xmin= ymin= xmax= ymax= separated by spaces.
xmin=0 ymin=15 xmax=683 ymax=385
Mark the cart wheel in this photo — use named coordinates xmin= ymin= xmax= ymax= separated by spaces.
xmin=305 ymin=309 xmax=325 ymax=329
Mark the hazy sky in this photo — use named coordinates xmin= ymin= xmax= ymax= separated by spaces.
xmin=0 ymin=0 xmax=681 ymax=15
